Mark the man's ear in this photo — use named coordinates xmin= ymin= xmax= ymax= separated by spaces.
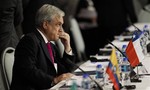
xmin=43 ymin=21 xmax=48 ymax=30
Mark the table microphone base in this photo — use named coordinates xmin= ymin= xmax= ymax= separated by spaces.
xmin=130 ymin=74 xmax=142 ymax=82
xmin=113 ymin=83 xmax=136 ymax=90
xmin=131 ymin=78 xmax=142 ymax=82
xmin=124 ymin=85 xmax=136 ymax=89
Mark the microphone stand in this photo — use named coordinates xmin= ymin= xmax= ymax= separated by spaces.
xmin=131 ymin=24 xmax=142 ymax=32
xmin=67 ymin=59 xmax=103 ymax=90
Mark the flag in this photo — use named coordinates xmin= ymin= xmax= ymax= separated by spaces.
xmin=125 ymin=30 xmax=145 ymax=67
xmin=110 ymin=48 xmax=120 ymax=79
xmin=106 ymin=61 xmax=120 ymax=90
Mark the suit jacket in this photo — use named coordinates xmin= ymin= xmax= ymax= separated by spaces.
xmin=93 ymin=0 xmax=137 ymax=27
xmin=10 ymin=30 xmax=75 ymax=90
xmin=0 ymin=0 xmax=23 ymax=55
xmin=91 ymin=0 xmax=138 ymax=49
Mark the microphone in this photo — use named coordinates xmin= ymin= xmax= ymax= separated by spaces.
xmin=128 ymin=24 xmax=143 ymax=41
xmin=107 ymin=40 xmax=127 ymax=58
xmin=131 ymin=24 xmax=142 ymax=32
xmin=66 ymin=59 xmax=103 ymax=90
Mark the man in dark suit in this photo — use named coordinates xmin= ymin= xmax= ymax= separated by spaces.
xmin=92 ymin=0 xmax=137 ymax=48
xmin=10 ymin=4 xmax=75 ymax=90
xmin=0 ymin=0 xmax=23 ymax=57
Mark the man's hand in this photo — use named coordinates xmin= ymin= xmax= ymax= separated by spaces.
xmin=53 ymin=73 xmax=74 ymax=84
xmin=59 ymin=31 xmax=72 ymax=53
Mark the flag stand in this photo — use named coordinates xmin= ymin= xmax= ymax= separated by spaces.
xmin=130 ymin=64 xmax=142 ymax=83
xmin=136 ymin=62 xmax=149 ymax=77
xmin=137 ymin=65 xmax=139 ymax=78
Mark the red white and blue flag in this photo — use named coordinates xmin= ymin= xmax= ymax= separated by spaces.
xmin=125 ymin=30 xmax=145 ymax=67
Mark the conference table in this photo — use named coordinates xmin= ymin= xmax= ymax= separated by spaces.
xmin=49 ymin=55 xmax=150 ymax=90
xmin=50 ymin=23 xmax=150 ymax=90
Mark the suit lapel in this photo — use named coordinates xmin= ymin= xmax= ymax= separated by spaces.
xmin=41 ymin=41 xmax=55 ymax=64
xmin=34 ymin=30 xmax=54 ymax=64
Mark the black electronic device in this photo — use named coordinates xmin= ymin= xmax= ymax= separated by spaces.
xmin=90 ymin=57 xmax=109 ymax=62
xmin=98 ymin=49 xmax=112 ymax=56
xmin=147 ymin=43 xmax=150 ymax=53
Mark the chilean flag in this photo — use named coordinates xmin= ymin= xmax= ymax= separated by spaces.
xmin=106 ymin=61 xmax=120 ymax=90
xmin=125 ymin=31 xmax=145 ymax=67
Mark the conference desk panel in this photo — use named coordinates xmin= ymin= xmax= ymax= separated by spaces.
xmin=50 ymin=57 xmax=150 ymax=90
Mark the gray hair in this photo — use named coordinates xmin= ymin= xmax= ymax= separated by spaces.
xmin=35 ymin=4 xmax=65 ymax=28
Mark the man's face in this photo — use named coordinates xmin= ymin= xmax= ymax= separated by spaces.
xmin=44 ymin=16 xmax=64 ymax=41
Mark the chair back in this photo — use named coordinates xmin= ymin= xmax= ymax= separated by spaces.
xmin=138 ymin=4 xmax=150 ymax=23
xmin=1 ymin=47 xmax=15 ymax=89
xmin=70 ymin=17 xmax=87 ymax=61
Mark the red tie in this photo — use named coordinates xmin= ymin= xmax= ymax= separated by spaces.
xmin=46 ymin=42 xmax=54 ymax=64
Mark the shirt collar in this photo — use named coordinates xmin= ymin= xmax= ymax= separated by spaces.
xmin=37 ymin=29 xmax=48 ymax=43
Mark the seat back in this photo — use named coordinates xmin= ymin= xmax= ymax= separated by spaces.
xmin=1 ymin=47 xmax=15 ymax=89
xmin=70 ymin=17 xmax=87 ymax=61
xmin=138 ymin=4 xmax=150 ymax=23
